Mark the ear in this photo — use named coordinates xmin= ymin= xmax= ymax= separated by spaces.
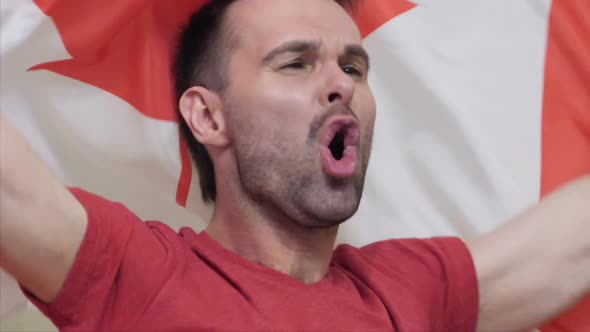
xmin=179 ymin=86 xmax=229 ymax=147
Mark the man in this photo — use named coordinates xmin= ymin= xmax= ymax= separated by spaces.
xmin=0 ymin=0 xmax=588 ymax=331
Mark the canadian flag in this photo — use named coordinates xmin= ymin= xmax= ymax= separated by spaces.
xmin=0 ymin=0 xmax=588 ymax=331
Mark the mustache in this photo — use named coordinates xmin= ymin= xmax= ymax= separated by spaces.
xmin=307 ymin=104 xmax=358 ymax=143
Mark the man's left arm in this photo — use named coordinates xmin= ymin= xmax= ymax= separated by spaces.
xmin=468 ymin=175 xmax=590 ymax=332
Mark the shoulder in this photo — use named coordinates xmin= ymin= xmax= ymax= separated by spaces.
xmin=333 ymin=237 xmax=479 ymax=331
xmin=26 ymin=188 xmax=194 ymax=330
xmin=334 ymin=237 xmax=473 ymax=271
xmin=332 ymin=237 xmax=476 ymax=291
xmin=68 ymin=187 xmax=182 ymax=239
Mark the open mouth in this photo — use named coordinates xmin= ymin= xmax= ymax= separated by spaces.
xmin=328 ymin=128 xmax=346 ymax=160
xmin=320 ymin=116 xmax=360 ymax=178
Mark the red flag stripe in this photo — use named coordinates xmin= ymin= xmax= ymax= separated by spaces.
xmin=353 ymin=0 xmax=416 ymax=38
xmin=540 ymin=0 xmax=590 ymax=196
xmin=176 ymin=132 xmax=192 ymax=206
xmin=31 ymin=0 xmax=416 ymax=207
xmin=540 ymin=0 xmax=590 ymax=331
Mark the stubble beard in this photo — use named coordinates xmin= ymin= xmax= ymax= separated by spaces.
xmin=230 ymin=112 xmax=373 ymax=230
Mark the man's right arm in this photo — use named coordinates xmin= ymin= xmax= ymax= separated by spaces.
xmin=0 ymin=115 xmax=87 ymax=303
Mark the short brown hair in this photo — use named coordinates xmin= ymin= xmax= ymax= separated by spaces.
xmin=173 ymin=0 xmax=359 ymax=203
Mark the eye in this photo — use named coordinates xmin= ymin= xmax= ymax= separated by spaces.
xmin=341 ymin=65 xmax=363 ymax=76
xmin=280 ymin=60 xmax=312 ymax=72
xmin=283 ymin=61 xmax=304 ymax=69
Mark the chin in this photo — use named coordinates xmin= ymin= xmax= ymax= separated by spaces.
xmin=299 ymin=195 xmax=361 ymax=228
xmin=316 ymin=211 xmax=356 ymax=227
xmin=294 ymin=174 xmax=364 ymax=226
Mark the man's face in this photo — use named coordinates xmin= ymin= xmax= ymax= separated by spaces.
xmin=223 ymin=0 xmax=376 ymax=227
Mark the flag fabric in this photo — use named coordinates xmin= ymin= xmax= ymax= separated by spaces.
xmin=0 ymin=0 xmax=588 ymax=330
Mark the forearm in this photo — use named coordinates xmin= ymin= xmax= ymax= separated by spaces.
xmin=0 ymin=115 xmax=87 ymax=303
xmin=470 ymin=175 xmax=590 ymax=331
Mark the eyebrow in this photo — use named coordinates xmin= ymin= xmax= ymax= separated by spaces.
xmin=262 ymin=40 xmax=321 ymax=64
xmin=343 ymin=44 xmax=370 ymax=71
xmin=262 ymin=40 xmax=371 ymax=70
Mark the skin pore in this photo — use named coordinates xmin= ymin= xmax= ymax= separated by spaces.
xmin=179 ymin=0 xmax=376 ymax=284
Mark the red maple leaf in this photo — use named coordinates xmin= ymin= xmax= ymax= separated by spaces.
xmin=31 ymin=0 xmax=416 ymax=206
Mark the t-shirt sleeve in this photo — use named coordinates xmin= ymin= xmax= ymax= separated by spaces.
xmin=21 ymin=188 xmax=182 ymax=331
xmin=338 ymin=237 xmax=479 ymax=331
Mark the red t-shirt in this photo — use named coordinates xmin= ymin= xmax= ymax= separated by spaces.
xmin=24 ymin=188 xmax=479 ymax=331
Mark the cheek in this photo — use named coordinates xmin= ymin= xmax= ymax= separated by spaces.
xmin=243 ymin=83 xmax=314 ymax=132
xmin=353 ymin=89 xmax=377 ymax=132
xmin=227 ymin=90 xmax=314 ymax=154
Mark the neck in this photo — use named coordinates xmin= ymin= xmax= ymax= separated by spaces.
xmin=205 ymin=174 xmax=338 ymax=284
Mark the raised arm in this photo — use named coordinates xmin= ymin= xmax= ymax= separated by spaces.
xmin=0 ymin=115 xmax=87 ymax=303
xmin=469 ymin=175 xmax=590 ymax=331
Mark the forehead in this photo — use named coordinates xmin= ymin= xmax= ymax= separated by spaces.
xmin=227 ymin=0 xmax=362 ymax=53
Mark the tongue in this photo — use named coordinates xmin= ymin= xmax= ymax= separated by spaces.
xmin=321 ymin=146 xmax=357 ymax=178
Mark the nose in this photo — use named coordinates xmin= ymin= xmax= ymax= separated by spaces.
xmin=320 ymin=65 xmax=355 ymax=107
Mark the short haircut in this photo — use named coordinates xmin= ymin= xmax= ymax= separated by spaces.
xmin=173 ymin=0 xmax=359 ymax=203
